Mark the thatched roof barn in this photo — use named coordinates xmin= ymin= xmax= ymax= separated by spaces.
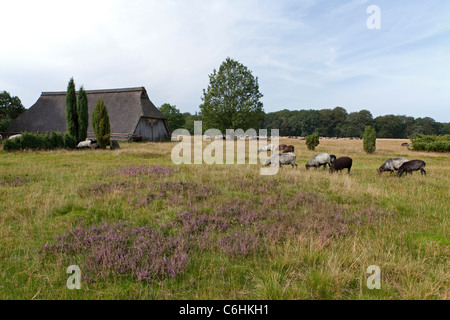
xmin=5 ymin=87 xmax=170 ymax=141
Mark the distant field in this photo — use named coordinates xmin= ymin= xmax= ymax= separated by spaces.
xmin=0 ymin=138 xmax=448 ymax=300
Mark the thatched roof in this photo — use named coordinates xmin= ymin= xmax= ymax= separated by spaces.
xmin=6 ymin=87 xmax=169 ymax=139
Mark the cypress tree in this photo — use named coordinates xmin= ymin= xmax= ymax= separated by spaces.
xmin=65 ymin=78 xmax=78 ymax=139
xmin=92 ymin=99 xmax=111 ymax=149
xmin=363 ymin=126 xmax=377 ymax=153
xmin=77 ymin=86 xmax=89 ymax=142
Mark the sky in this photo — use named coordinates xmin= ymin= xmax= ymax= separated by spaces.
xmin=1 ymin=0 xmax=449 ymax=122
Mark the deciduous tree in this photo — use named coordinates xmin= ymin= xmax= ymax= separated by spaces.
xmin=0 ymin=91 xmax=25 ymax=132
xmin=200 ymin=57 xmax=264 ymax=132
xmin=159 ymin=103 xmax=185 ymax=133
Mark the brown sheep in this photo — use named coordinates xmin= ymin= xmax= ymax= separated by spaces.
xmin=283 ymin=145 xmax=295 ymax=153
xmin=397 ymin=160 xmax=426 ymax=177
xmin=329 ymin=157 xmax=353 ymax=174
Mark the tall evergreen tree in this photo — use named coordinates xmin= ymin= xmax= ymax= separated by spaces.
xmin=65 ymin=78 xmax=78 ymax=139
xmin=77 ymin=86 xmax=89 ymax=142
xmin=92 ymin=99 xmax=110 ymax=148
xmin=363 ymin=126 xmax=377 ymax=154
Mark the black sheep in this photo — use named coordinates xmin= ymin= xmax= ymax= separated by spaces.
xmin=329 ymin=157 xmax=353 ymax=174
xmin=397 ymin=160 xmax=427 ymax=177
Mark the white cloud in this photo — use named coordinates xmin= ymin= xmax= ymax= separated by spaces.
xmin=1 ymin=0 xmax=449 ymax=122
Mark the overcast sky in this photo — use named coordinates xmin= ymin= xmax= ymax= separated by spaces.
xmin=1 ymin=0 xmax=449 ymax=122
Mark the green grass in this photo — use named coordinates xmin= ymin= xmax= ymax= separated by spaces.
xmin=0 ymin=139 xmax=448 ymax=300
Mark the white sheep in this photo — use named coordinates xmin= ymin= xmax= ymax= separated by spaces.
xmin=258 ymin=144 xmax=275 ymax=153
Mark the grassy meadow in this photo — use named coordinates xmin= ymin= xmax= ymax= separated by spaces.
xmin=0 ymin=138 xmax=448 ymax=300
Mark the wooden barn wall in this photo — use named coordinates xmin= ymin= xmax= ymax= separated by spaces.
xmin=134 ymin=118 xmax=169 ymax=141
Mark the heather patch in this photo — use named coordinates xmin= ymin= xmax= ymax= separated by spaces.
xmin=44 ymin=191 xmax=396 ymax=283
xmin=43 ymin=223 xmax=189 ymax=282
xmin=261 ymin=192 xmax=396 ymax=243
xmin=0 ymin=175 xmax=29 ymax=187
xmin=159 ymin=181 xmax=219 ymax=201
xmin=78 ymin=178 xmax=219 ymax=206
xmin=109 ymin=166 xmax=179 ymax=177
xmin=174 ymin=192 xmax=396 ymax=253
xmin=219 ymin=231 xmax=261 ymax=257
xmin=231 ymin=176 xmax=282 ymax=194
xmin=134 ymin=182 xmax=220 ymax=207
xmin=78 ymin=181 xmax=135 ymax=198
xmin=176 ymin=199 xmax=262 ymax=235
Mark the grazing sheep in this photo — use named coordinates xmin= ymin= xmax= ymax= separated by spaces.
xmin=397 ymin=160 xmax=427 ymax=177
xmin=329 ymin=157 xmax=353 ymax=174
xmin=258 ymin=144 xmax=275 ymax=153
xmin=76 ymin=139 xmax=98 ymax=149
xmin=8 ymin=134 xmax=22 ymax=141
xmin=377 ymin=158 xmax=409 ymax=175
xmin=282 ymin=145 xmax=295 ymax=153
xmin=401 ymin=143 xmax=410 ymax=147
xmin=265 ymin=153 xmax=298 ymax=168
xmin=76 ymin=139 xmax=92 ymax=149
xmin=276 ymin=144 xmax=288 ymax=151
xmin=305 ymin=153 xmax=337 ymax=170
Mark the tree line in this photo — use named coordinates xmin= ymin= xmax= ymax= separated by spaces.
xmin=2 ymin=58 xmax=448 ymax=141
xmin=0 ymin=91 xmax=26 ymax=132
xmin=162 ymin=105 xmax=449 ymax=139
xmin=158 ymin=58 xmax=448 ymax=139
xmin=260 ymin=108 xmax=450 ymax=139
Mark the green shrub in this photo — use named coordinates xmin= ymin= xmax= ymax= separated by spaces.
xmin=2 ymin=137 xmax=22 ymax=151
xmin=63 ymin=133 xmax=77 ymax=149
xmin=306 ymin=133 xmax=320 ymax=151
xmin=363 ymin=126 xmax=377 ymax=154
xmin=412 ymin=141 xmax=426 ymax=151
xmin=21 ymin=132 xmax=44 ymax=150
xmin=412 ymin=135 xmax=450 ymax=153
xmin=2 ymin=132 xmax=73 ymax=152
xmin=49 ymin=132 xmax=65 ymax=149
xmin=41 ymin=133 xmax=51 ymax=150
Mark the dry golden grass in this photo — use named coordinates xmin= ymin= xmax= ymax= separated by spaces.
xmin=0 ymin=138 xmax=448 ymax=300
